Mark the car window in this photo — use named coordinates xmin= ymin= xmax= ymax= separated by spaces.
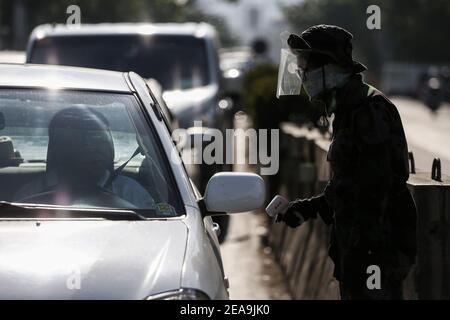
xmin=0 ymin=89 xmax=184 ymax=217
xmin=30 ymin=34 xmax=211 ymax=91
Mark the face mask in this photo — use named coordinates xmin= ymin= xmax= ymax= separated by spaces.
xmin=303 ymin=64 xmax=351 ymax=100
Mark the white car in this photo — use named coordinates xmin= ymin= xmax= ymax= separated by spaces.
xmin=0 ymin=64 xmax=265 ymax=299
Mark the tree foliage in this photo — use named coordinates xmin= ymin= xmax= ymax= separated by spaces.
xmin=0 ymin=0 xmax=237 ymax=49
xmin=243 ymin=64 xmax=307 ymax=129
xmin=283 ymin=0 xmax=450 ymax=76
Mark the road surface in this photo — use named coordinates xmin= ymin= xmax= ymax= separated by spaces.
xmin=393 ymin=97 xmax=450 ymax=175
xmin=220 ymin=112 xmax=291 ymax=300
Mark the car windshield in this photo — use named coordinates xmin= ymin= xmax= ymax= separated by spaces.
xmin=0 ymin=89 xmax=184 ymax=217
xmin=29 ymin=34 xmax=211 ymax=91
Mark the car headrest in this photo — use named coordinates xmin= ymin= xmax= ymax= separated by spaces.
xmin=46 ymin=107 xmax=114 ymax=174
xmin=0 ymin=136 xmax=23 ymax=168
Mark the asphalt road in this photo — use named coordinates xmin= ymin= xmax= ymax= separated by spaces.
xmin=220 ymin=112 xmax=291 ymax=300
xmin=393 ymin=97 xmax=450 ymax=175
xmin=220 ymin=212 xmax=291 ymax=299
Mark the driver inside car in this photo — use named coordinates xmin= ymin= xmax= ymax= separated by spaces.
xmin=14 ymin=107 xmax=155 ymax=209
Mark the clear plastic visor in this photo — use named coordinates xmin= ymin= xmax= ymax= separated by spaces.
xmin=276 ymin=49 xmax=309 ymax=97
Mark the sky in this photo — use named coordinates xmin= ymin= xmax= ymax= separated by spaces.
xmin=196 ymin=0 xmax=303 ymax=61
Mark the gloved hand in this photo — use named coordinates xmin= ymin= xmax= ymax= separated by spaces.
xmin=276 ymin=204 xmax=304 ymax=228
xmin=276 ymin=198 xmax=318 ymax=228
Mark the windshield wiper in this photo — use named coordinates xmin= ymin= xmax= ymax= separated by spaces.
xmin=0 ymin=202 xmax=147 ymax=220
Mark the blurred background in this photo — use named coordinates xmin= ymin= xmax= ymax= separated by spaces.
xmin=1 ymin=0 xmax=450 ymax=112
xmin=0 ymin=0 xmax=449 ymax=299
xmin=2 ymin=0 xmax=450 ymax=86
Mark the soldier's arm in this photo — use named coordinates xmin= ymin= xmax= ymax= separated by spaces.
xmin=289 ymin=194 xmax=334 ymax=225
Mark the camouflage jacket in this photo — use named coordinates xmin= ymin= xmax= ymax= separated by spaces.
xmin=322 ymin=75 xmax=417 ymax=267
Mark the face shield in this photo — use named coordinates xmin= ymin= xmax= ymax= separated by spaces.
xmin=276 ymin=48 xmax=305 ymax=98
xmin=277 ymin=31 xmax=348 ymax=99
xmin=276 ymin=46 xmax=330 ymax=98
xmin=277 ymin=48 xmax=351 ymax=100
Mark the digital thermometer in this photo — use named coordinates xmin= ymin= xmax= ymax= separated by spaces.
xmin=266 ymin=195 xmax=290 ymax=218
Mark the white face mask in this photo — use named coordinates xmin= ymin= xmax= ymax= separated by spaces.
xmin=303 ymin=64 xmax=351 ymax=99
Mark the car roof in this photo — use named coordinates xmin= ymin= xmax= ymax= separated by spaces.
xmin=30 ymin=23 xmax=216 ymax=40
xmin=0 ymin=51 xmax=26 ymax=64
xmin=0 ymin=63 xmax=132 ymax=93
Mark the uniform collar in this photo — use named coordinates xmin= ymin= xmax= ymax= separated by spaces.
xmin=335 ymin=74 xmax=369 ymax=113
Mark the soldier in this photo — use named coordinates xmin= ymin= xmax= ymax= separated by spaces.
xmin=276 ymin=25 xmax=417 ymax=299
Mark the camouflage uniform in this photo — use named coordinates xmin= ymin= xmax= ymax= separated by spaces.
xmin=320 ymin=74 xmax=417 ymax=299
xmin=282 ymin=25 xmax=417 ymax=299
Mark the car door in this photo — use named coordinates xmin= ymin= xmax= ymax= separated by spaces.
xmin=128 ymin=71 xmax=228 ymax=294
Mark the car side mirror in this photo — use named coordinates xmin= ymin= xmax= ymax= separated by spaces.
xmin=204 ymin=172 xmax=266 ymax=214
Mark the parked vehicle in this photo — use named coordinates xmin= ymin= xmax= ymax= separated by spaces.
xmin=219 ymin=46 xmax=255 ymax=112
xmin=0 ymin=64 xmax=265 ymax=299
xmin=26 ymin=23 xmax=223 ymax=130
xmin=0 ymin=51 xmax=25 ymax=64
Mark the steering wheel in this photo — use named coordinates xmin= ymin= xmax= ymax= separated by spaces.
xmin=19 ymin=186 xmax=137 ymax=209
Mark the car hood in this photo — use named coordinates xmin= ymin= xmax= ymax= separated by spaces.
xmin=0 ymin=219 xmax=188 ymax=299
